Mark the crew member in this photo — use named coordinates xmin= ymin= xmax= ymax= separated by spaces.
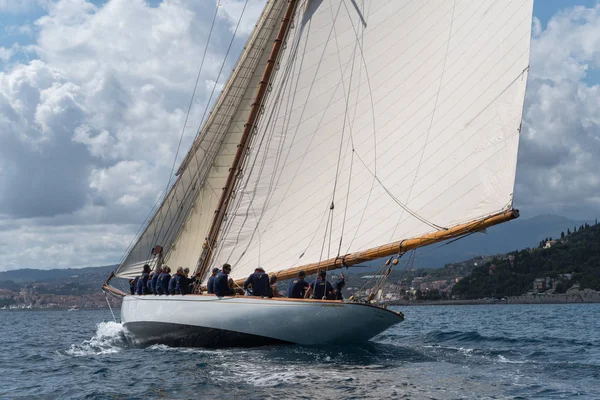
xmin=157 ymin=266 xmax=171 ymax=295
xmin=135 ymin=264 xmax=152 ymax=295
xmin=151 ymin=267 xmax=161 ymax=295
xmin=214 ymin=263 xmax=235 ymax=297
xmin=269 ymin=275 xmax=283 ymax=298
xmin=207 ymin=267 xmax=219 ymax=294
xmin=129 ymin=277 xmax=138 ymax=295
xmin=333 ymin=272 xmax=345 ymax=300
xmin=168 ymin=267 xmax=181 ymax=295
xmin=183 ymin=268 xmax=192 ymax=294
xmin=305 ymin=270 xmax=335 ymax=300
xmin=287 ymin=270 xmax=309 ymax=299
xmin=243 ymin=267 xmax=269 ymax=297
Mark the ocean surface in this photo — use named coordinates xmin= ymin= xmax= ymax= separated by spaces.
xmin=0 ymin=304 xmax=598 ymax=400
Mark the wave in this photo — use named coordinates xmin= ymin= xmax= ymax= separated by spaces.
xmin=423 ymin=330 xmax=545 ymax=345
xmin=66 ymin=321 xmax=127 ymax=356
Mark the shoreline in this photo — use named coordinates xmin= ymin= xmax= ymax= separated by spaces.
xmin=387 ymin=290 xmax=600 ymax=306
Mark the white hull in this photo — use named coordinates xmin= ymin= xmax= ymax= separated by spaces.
xmin=121 ymin=295 xmax=403 ymax=347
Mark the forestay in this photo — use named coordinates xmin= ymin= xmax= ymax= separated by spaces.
xmin=211 ymin=0 xmax=534 ymax=282
xmin=114 ymin=0 xmax=287 ymax=279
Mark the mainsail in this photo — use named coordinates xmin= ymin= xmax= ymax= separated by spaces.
xmin=114 ymin=0 xmax=534 ymax=285
xmin=210 ymin=0 xmax=534 ymax=282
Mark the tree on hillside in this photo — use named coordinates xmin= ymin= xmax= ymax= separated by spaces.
xmin=451 ymin=223 xmax=600 ymax=299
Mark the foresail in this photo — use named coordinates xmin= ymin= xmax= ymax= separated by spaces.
xmin=212 ymin=0 xmax=534 ymax=282
xmin=114 ymin=0 xmax=287 ymax=279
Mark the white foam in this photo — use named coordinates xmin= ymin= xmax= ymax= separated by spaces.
xmin=66 ymin=321 xmax=126 ymax=356
xmin=497 ymin=355 xmax=526 ymax=364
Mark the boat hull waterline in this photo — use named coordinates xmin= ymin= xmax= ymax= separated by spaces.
xmin=121 ymin=295 xmax=403 ymax=347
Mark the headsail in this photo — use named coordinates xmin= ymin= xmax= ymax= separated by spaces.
xmin=210 ymin=0 xmax=534 ymax=282
xmin=113 ymin=0 xmax=288 ymax=279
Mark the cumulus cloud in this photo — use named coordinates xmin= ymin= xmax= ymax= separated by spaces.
xmin=0 ymin=0 xmax=258 ymax=270
xmin=516 ymin=5 xmax=600 ymax=217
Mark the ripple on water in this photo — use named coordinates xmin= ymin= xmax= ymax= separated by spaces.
xmin=1 ymin=305 xmax=599 ymax=399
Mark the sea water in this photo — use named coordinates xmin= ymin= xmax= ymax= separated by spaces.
xmin=0 ymin=303 xmax=598 ymax=399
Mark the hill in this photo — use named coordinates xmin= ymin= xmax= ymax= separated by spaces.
xmin=0 ymin=265 xmax=115 ymax=283
xmin=410 ymin=214 xmax=595 ymax=269
xmin=451 ymin=221 xmax=600 ymax=299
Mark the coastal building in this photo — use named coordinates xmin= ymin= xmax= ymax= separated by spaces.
xmin=534 ymin=277 xmax=553 ymax=292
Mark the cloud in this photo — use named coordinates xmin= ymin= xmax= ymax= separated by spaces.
xmin=0 ymin=0 xmax=256 ymax=270
xmin=515 ymin=5 xmax=600 ymax=217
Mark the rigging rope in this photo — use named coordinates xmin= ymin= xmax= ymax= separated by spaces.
xmin=202 ymin=2 xmax=301 ymax=273
xmin=149 ymin=3 xmax=221 ymax=257
xmin=105 ymin=293 xmax=117 ymax=323
xmin=153 ymin=0 xmax=251 ymax=263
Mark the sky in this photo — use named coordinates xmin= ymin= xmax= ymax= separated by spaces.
xmin=0 ymin=0 xmax=599 ymax=271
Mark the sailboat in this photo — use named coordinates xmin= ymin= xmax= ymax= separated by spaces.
xmin=103 ymin=0 xmax=534 ymax=347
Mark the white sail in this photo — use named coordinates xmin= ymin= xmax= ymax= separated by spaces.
xmin=114 ymin=0 xmax=288 ymax=279
xmin=210 ymin=0 xmax=534 ymax=282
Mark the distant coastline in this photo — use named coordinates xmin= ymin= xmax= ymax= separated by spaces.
xmin=388 ymin=289 xmax=600 ymax=306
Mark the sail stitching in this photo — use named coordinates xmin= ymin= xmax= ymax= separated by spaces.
xmin=329 ymin=0 xmax=362 ymax=258
xmin=395 ymin=0 xmax=457 ymax=235
xmin=190 ymin=6 xmax=285 ymax=277
xmin=217 ymin=19 xmax=306 ymax=269
xmin=195 ymin=0 xmax=299 ymax=279
xmin=212 ymin=1 xmax=351 ymax=273
xmin=207 ymin=5 xmax=306 ymax=269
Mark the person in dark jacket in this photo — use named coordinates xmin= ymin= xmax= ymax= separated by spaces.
xmin=243 ymin=267 xmax=270 ymax=297
xmin=214 ymin=263 xmax=234 ymax=297
xmin=135 ymin=264 xmax=152 ymax=295
xmin=332 ymin=272 xmax=345 ymax=300
xmin=179 ymin=268 xmax=191 ymax=295
xmin=157 ymin=266 xmax=171 ymax=295
xmin=129 ymin=277 xmax=138 ymax=295
xmin=305 ymin=270 xmax=335 ymax=300
xmin=207 ymin=267 xmax=219 ymax=294
xmin=151 ymin=268 xmax=161 ymax=295
xmin=168 ymin=268 xmax=179 ymax=295
xmin=287 ymin=270 xmax=309 ymax=299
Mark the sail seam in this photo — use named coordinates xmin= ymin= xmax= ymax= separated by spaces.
xmin=396 ymin=0 xmax=457 ymax=234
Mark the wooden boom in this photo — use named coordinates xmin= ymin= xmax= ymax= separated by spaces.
xmin=234 ymin=209 xmax=519 ymax=285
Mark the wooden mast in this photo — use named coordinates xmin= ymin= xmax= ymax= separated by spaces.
xmin=196 ymin=0 xmax=299 ymax=280
xmin=234 ymin=209 xmax=519 ymax=285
